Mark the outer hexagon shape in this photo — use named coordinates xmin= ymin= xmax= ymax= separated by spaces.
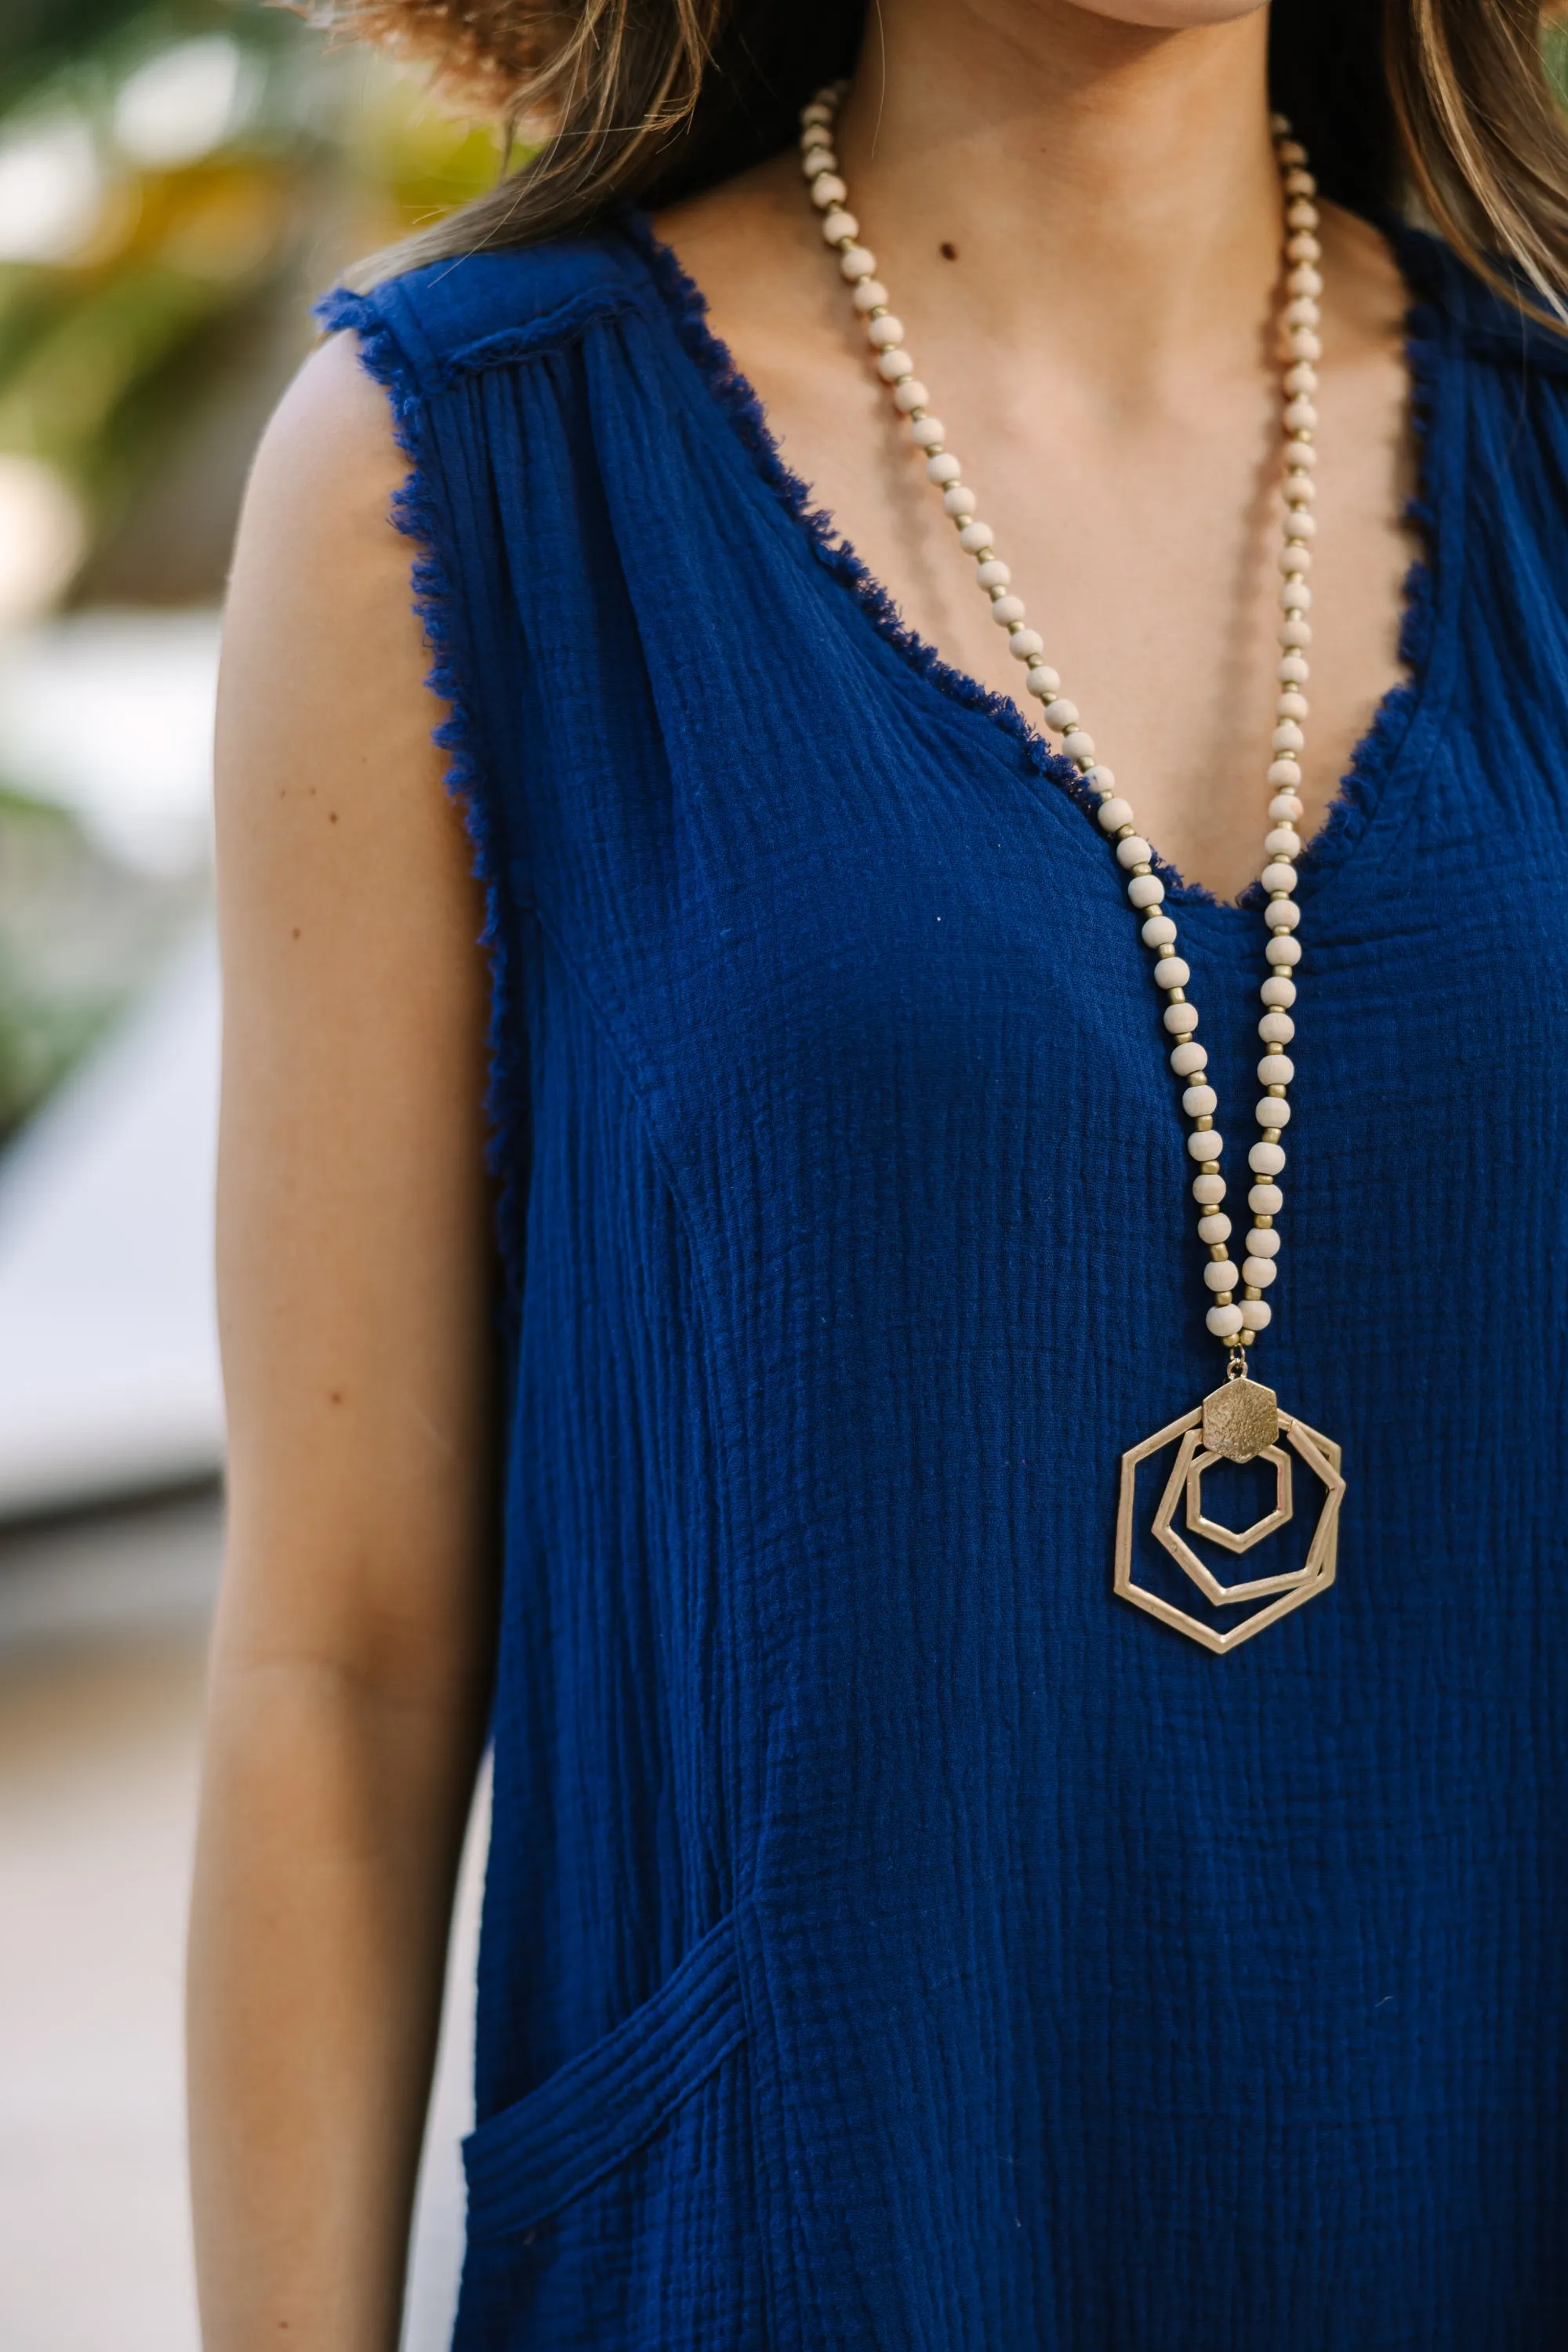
xmin=1114 ymin=1402 xmax=1345 ymax=1653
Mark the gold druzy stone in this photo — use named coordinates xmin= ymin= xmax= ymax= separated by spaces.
xmin=1203 ymin=1377 xmax=1280 ymax=1463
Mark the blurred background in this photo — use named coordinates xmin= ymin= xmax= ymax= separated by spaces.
xmin=0 ymin=5 xmax=501 ymax=2342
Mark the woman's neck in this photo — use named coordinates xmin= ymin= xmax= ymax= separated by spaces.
xmin=835 ymin=0 xmax=1281 ymax=393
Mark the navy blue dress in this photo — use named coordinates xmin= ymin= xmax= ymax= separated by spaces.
xmin=324 ymin=214 xmax=1568 ymax=2348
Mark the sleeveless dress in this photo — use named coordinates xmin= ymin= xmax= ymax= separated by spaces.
xmin=322 ymin=216 xmax=1568 ymax=2350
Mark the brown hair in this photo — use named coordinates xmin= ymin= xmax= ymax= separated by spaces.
xmin=327 ymin=0 xmax=1568 ymax=317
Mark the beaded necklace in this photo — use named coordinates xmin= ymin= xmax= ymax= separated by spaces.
xmin=799 ymin=84 xmax=1345 ymax=1651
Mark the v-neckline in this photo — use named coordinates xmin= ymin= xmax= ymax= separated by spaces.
xmin=623 ymin=205 xmax=1461 ymax=926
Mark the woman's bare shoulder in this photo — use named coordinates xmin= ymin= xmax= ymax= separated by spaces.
xmin=217 ymin=327 xmax=442 ymax=840
xmin=230 ymin=331 xmax=410 ymax=637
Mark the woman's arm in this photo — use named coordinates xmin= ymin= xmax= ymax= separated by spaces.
xmin=188 ymin=332 xmax=497 ymax=2352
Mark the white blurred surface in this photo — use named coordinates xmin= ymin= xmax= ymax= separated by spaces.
xmin=0 ymin=929 xmax=223 ymax=1517
xmin=0 ymin=608 xmax=220 ymax=872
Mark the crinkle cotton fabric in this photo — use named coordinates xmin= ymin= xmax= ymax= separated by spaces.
xmin=321 ymin=216 xmax=1568 ymax=2349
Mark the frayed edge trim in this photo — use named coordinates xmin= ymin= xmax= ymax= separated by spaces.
xmin=620 ymin=211 xmax=1102 ymax=836
xmin=1226 ymin=278 xmax=1447 ymax=913
xmin=624 ymin=209 xmax=1450 ymax=917
xmin=317 ymin=286 xmax=529 ymax=1312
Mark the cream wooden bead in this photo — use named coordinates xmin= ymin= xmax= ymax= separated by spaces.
xmin=806 ymin=90 xmax=1323 ymax=1362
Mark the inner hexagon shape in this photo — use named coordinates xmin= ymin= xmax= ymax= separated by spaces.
xmin=1185 ymin=1445 xmax=1293 ymax=1555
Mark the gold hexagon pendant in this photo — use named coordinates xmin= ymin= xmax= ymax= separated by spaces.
xmin=1115 ymin=1377 xmax=1345 ymax=1652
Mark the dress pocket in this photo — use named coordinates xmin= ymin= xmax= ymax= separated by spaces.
xmin=462 ymin=1907 xmax=746 ymax=2247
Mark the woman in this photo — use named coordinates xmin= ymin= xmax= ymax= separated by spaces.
xmin=187 ymin=0 xmax=1568 ymax=2343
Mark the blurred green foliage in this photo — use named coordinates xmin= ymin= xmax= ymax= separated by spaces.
xmin=0 ymin=0 xmax=503 ymax=583
xmin=0 ymin=0 xmax=505 ymax=1139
